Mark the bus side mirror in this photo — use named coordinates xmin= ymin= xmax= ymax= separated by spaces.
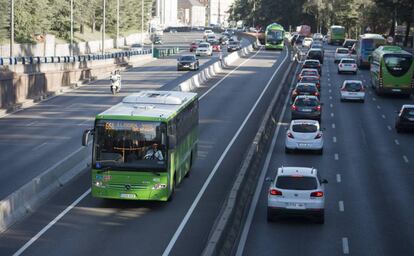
xmin=82 ymin=129 xmax=94 ymax=146
xmin=168 ymin=135 xmax=177 ymax=148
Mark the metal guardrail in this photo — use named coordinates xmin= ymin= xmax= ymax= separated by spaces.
xmin=152 ymin=47 xmax=180 ymax=58
xmin=0 ymin=49 xmax=155 ymax=66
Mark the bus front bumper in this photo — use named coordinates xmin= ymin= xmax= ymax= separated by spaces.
xmin=92 ymin=186 xmax=170 ymax=201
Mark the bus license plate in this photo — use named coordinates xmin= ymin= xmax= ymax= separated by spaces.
xmin=120 ymin=193 xmax=136 ymax=199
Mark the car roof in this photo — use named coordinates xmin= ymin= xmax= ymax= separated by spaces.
xmin=301 ymin=68 xmax=318 ymax=72
xmin=277 ymin=167 xmax=318 ymax=177
xmin=296 ymin=82 xmax=317 ymax=87
xmin=343 ymin=80 xmax=362 ymax=84
xmin=304 ymin=59 xmax=320 ymax=63
xmin=301 ymin=75 xmax=320 ymax=80
xmin=340 ymin=58 xmax=355 ymax=62
xmin=308 ymin=48 xmax=322 ymax=52
xmin=402 ymin=104 xmax=414 ymax=109
xmin=291 ymin=119 xmax=320 ymax=126
xmin=336 ymin=48 xmax=349 ymax=51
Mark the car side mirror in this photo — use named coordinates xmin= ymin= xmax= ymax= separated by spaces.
xmin=321 ymin=179 xmax=328 ymax=184
xmin=265 ymin=177 xmax=273 ymax=182
xmin=168 ymin=135 xmax=177 ymax=149
xmin=82 ymin=129 xmax=94 ymax=146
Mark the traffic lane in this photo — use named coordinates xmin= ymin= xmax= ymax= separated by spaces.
xmin=168 ymin=49 xmax=288 ymax=255
xmin=330 ymin=66 xmax=414 ymax=255
xmin=0 ymin=48 xmax=286 ymax=256
xmin=241 ymin=64 xmax=342 ymax=256
xmin=0 ymin=46 xmax=223 ymax=199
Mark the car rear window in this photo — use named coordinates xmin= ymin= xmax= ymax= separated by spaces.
xmin=276 ymin=176 xmax=318 ymax=190
xmin=301 ymin=70 xmax=318 ymax=76
xmin=296 ymin=84 xmax=317 ymax=92
xmin=337 ymin=49 xmax=349 ymax=54
xmin=292 ymin=124 xmax=318 ymax=133
xmin=308 ymin=51 xmax=322 ymax=58
xmin=294 ymin=98 xmax=319 ymax=107
xmin=304 ymin=61 xmax=319 ymax=66
xmin=344 ymin=82 xmax=362 ymax=90
xmin=341 ymin=59 xmax=355 ymax=64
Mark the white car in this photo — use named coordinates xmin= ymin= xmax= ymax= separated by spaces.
xmin=196 ymin=42 xmax=213 ymax=56
xmin=340 ymin=80 xmax=365 ymax=102
xmin=204 ymin=29 xmax=214 ymax=37
xmin=285 ymin=119 xmax=323 ymax=154
xmin=338 ymin=58 xmax=358 ymax=74
xmin=334 ymin=47 xmax=351 ymax=63
xmin=267 ymin=166 xmax=327 ymax=223
xmin=206 ymin=34 xmax=216 ymax=43
xmin=302 ymin=38 xmax=313 ymax=48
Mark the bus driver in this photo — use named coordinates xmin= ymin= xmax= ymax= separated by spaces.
xmin=144 ymin=143 xmax=164 ymax=161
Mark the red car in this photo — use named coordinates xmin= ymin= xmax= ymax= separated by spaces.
xmin=190 ymin=42 xmax=198 ymax=52
xmin=212 ymin=42 xmax=221 ymax=52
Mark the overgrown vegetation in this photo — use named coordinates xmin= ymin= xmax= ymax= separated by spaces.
xmin=229 ymin=0 xmax=414 ymax=46
xmin=0 ymin=0 xmax=154 ymax=44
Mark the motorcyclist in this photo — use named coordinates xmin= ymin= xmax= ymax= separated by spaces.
xmin=110 ymin=70 xmax=121 ymax=93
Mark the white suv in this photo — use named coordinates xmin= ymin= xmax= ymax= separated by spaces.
xmin=267 ymin=167 xmax=328 ymax=223
xmin=285 ymin=120 xmax=324 ymax=154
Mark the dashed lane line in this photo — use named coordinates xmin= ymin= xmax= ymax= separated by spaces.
xmin=339 ymin=201 xmax=345 ymax=212
xmin=394 ymin=139 xmax=400 ymax=145
xmin=342 ymin=237 xmax=350 ymax=254
xmin=333 ymin=136 xmax=337 ymax=143
xmin=336 ymin=174 xmax=341 ymax=183
xmin=403 ymin=155 xmax=409 ymax=163
xmin=334 ymin=153 xmax=339 ymax=160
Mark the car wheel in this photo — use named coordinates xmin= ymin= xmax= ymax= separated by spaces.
xmin=267 ymin=209 xmax=275 ymax=222
xmin=315 ymin=213 xmax=325 ymax=224
xmin=354 ymin=71 xmax=357 ymax=75
xmin=318 ymin=148 xmax=323 ymax=155
xmin=396 ymin=126 xmax=402 ymax=133
xmin=337 ymin=70 xmax=341 ymax=74
xmin=285 ymin=147 xmax=292 ymax=154
xmin=360 ymin=99 xmax=365 ymax=103
xmin=340 ymin=98 xmax=344 ymax=102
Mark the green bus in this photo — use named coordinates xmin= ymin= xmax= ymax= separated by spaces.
xmin=82 ymin=90 xmax=198 ymax=201
xmin=265 ymin=23 xmax=285 ymax=50
xmin=355 ymin=33 xmax=386 ymax=68
xmin=370 ymin=46 xmax=414 ymax=96
xmin=328 ymin=25 xmax=346 ymax=45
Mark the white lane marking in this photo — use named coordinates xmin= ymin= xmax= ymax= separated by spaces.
xmin=403 ymin=155 xmax=409 ymax=163
xmin=333 ymin=136 xmax=337 ymax=143
xmin=163 ymin=47 xmax=289 ymax=256
xmin=394 ymin=139 xmax=400 ymax=145
xmin=387 ymin=125 xmax=392 ymax=131
xmin=329 ymin=96 xmax=333 ymax=100
xmin=377 ymin=105 xmax=381 ymax=110
xmin=335 ymin=153 xmax=339 ymax=160
xmin=331 ymin=113 xmax=334 ymax=117
xmin=339 ymin=201 xmax=345 ymax=212
xmin=342 ymin=237 xmax=350 ymax=254
xmin=31 ymin=142 xmax=47 ymax=151
xmin=382 ymin=114 xmax=386 ymax=119
xmin=328 ymin=83 xmax=331 ymax=87
xmin=199 ymin=47 xmax=264 ymax=100
xmin=336 ymin=174 xmax=341 ymax=183
xmin=26 ymin=121 xmax=37 ymax=127
xmin=328 ymin=89 xmax=332 ymax=93
xmin=330 ymin=103 xmax=333 ymax=108
xmin=13 ymin=189 xmax=91 ymax=256
xmin=373 ymin=97 xmax=376 ymax=101
xmin=235 ymin=63 xmax=296 ymax=256
xmin=77 ymin=119 xmax=92 ymax=126
xmin=332 ymin=123 xmax=336 ymax=129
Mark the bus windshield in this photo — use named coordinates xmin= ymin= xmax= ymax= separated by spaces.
xmin=93 ymin=120 xmax=167 ymax=171
xmin=332 ymin=27 xmax=345 ymax=34
xmin=384 ymin=54 xmax=413 ymax=77
xmin=267 ymin=30 xmax=283 ymax=40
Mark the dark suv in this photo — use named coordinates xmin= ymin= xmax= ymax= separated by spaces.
xmin=177 ymin=55 xmax=199 ymax=71
xmin=395 ymin=105 xmax=414 ymax=133
xmin=307 ymin=49 xmax=324 ymax=64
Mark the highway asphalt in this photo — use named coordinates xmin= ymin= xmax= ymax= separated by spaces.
xmin=0 ymin=38 xmax=290 ymax=255
xmin=237 ymin=45 xmax=414 ymax=256
xmin=0 ymin=32 xmax=248 ymax=200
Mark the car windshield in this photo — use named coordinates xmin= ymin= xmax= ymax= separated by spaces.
xmin=295 ymin=98 xmax=319 ymax=107
xmin=343 ymin=40 xmax=356 ymax=48
xmin=292 ymin=123 xmax=318 ymax=133
xmin=341 ymin=59 xmax=355 ymax=64
xmin=93 ymin=120 xmax=167 ymax=171
xmin=276 ymin=176 xmax=318 ymax=190
xmin=344 ymin=82 xmax=362 ymax=91
xmin=180 ymin=56 xmax=195 ymax=61
xmin=337 ymin=49 xmax=349 ymax=54
xmin=384 ymin=54 xmax=413 ymax=77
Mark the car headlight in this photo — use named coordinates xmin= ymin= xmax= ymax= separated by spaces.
xmin=152 ymin=183 xmax=167 ymax=190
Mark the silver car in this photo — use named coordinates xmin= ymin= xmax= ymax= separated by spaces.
xmin=267 ymin=167 xmax=327 ymax=223
xmin=285 ymin=120 xmax=323 ymax=154
xmin=340 ymin=80 xmax=365 ymax=102
xmin=334 ymin=47 xmax=350 ymax=63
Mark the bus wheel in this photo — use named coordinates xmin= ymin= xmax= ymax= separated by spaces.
xmin=168 ymin=177 xmax=176 ymax=202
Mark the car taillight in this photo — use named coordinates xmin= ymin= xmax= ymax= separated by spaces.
xmin=360 ymin=86 xmax=365 ymax=92
xmin=315 ymin=105 xmax=321 ymax=111
xmin=291 ymin=105 xmax=297 ymax=111
xmin=315 ymin=92 xmax=320 ymax=96
xmin=287 ymin=132 xmax=294 ymax=138
xmin=341 ymin=87 xmax=346 ymax=91
xmin=352 ymin=64 xmax=356 ymax=68
xmin=339 ymin=64 xmax=343 ymax=68
xmin=270 ymin=189 xmax=282 ymax=196
xmin=314 ymin=133 xmax=322 ymax=139
xmin=311 ymin=191 xmax=324 ymax=197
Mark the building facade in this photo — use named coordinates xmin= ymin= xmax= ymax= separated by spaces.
xmin=154 ymin=0 xmax=178 ymax=28
xmin=207 ymin=0 xmax=234 ymax=26
xmin=178 ymin=0 xmax=206 ymax=27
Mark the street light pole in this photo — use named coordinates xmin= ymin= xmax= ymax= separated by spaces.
xmin=102 ymin=0 xmax=106 ymax=55
xmin=10 ymin=0 xmax=14 ymax=57
xmin=116 ymin=0 xmax=119 ymax=48
xmin=70 ymin=0 xmax=73 ymax=56
xmin=141 ymin=0 xmax=144 ymax=46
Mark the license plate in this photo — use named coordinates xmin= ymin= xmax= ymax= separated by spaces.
xmin=392 ymin=89 xmax=401 ymax=92
xmin=120 ymin=193 xmax=136 ymax=199
xmin=287 ymin=202 xmax=305 ymax=209
xmin=302 ymin=109 xmax=312 ymax=112
xmin=299 ymin=143 xmax=309 ymax=147
xmin=348 ymin=92 xmax=357 ymax=95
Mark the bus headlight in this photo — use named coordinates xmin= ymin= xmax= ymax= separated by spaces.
xmin=152 ymin=183 xmax=167 ymax=190
xmin=94 ymin=181 xmax=104 ymax=187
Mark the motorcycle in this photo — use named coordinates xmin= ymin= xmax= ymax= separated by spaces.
xmin=110 ymin=72 xmax=121 ymax=95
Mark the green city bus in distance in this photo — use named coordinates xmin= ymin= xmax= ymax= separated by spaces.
xmin=82 ymin=91 xmax=198 ymax=201
xmin=370 ymin=46 xmax=414 ymax=96
xmin=356 ymin=33 xmax=386 ymax=68
xmin=265 ymin=23 xmax=285 ymax=50
xmin=328 ymin=25 xmax=346 ymax=45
